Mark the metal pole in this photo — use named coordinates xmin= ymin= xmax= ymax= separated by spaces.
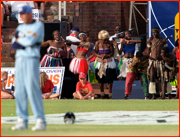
xmin=64 ymin=1 xmax=66 ymax=16
xmin=129 ymin=1 xmax=134 ymax=29
xmin=59 ymin=1 xmax=61 ymax=21
xmin=132 ymin=8 xmax=139 ymax=35
xmin=133 ymin=5 xmax=147 ymax=23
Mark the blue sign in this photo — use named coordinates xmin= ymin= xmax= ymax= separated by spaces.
xmin=147 ymin=1 xmax=179 ymax=52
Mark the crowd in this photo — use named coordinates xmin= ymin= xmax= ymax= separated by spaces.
xmin=1 ymin=3 xmax=179 ymax=101
xmin=1 ymin=4 xmax=179 ymax=131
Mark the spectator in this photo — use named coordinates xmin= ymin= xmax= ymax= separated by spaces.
xmin=1 ymin=71 xmax=14 ymax=99
xmin=1 ymin=1 xmax=10 ymax=28
xmin=73 ymin=72 xmax=94 ymax=100
xmin=11 ymin=74 xmax=16 ymax=98
xmin=34 ymin=1 xmax=45 ymax=20
xmin=66 ymin=27 xmax=80 ymax=55
xmin=66 ymin=42 xmax=75 ymax=58
xmin=6 ymin=1 xmax=35 ymax=21
xmin=40 ymin=72 xmax=60 ymax=100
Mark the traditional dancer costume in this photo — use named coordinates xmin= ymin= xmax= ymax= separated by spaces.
xmin=118 ymin=42 xmax=138 ymax=78
xmin=40 ymin=46 xmax=63 ymax=67
xmin=147 ymin=37 xmax=167 ymax=94
xmin=94 ymin=48 xmax=117 ymax=83
xmin=125 ymin=57 xmax=149 ymax=96
xmin=69 ymin=42 xmax=90 ymax=74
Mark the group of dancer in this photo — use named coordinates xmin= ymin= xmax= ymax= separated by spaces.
xmin=39 ymin=26 xmax=179 ymax=100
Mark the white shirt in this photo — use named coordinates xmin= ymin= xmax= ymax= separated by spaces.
xmin=6 ymin=1 xmax=35 ymax=12
xmin=109 ymin=34 xmax=124 ymax=59
xmin=66 ymin=35 xmax=80 ymax=55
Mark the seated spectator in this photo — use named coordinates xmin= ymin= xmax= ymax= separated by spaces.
xmin=1 ymin=71 xmax=14 ymax=99
xmin=66 ymin=42 xmax=75 ymax=58
xmin=11 ymin=74 xmax=16 ymax=98
xmin=1 ymin=1 xmax=10 ymax=28
xmin=40 ymin=72 xmax=60 ymax=99
xmin=34 ymin=1 xmax=45 ymax=20
xmin=6 ymin=1 xmax=35 ymax=21
xmin=73 ymin=73 xmax=94 ymax=100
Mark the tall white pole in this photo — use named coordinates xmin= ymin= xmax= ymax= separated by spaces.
xmin=59 ymin=1 xmax=61 ymax=21
xmin=64 ymin=1 xmax=66 ymax=16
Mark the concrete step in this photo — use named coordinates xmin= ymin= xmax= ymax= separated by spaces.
xmin=93 ymin=89 xmax=109 ymax=94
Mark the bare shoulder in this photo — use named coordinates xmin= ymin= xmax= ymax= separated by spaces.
xmin=95 ymin=40 xmax=100 ymax=45
xmin=148 ymin=37 xmax=154 ymax=41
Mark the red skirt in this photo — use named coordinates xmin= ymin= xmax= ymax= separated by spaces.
xmin=69 ymin=57 xmax=88 ymax=74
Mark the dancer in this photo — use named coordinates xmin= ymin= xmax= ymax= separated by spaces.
xmin=161 ymin=47 xmax=177 ymax=99
xmin=115 ymin=30 xmax=140 ymax=79
xmin=40 ymin=30 xmax=67 ymax=67
xmin=146 ymin=27 xmax=167 ymax=99
xmin=94 ymin=30 xmax=117 ymax=99
xmin=68 ymin=32 xmax=91 ymax=81
xmin=172 ymin=38 xmax=179 ymax=99
xmin=124 ymin=51 xmax=149 ymax=100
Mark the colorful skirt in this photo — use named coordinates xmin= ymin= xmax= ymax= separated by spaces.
xmin=94 ymin=57 xmax=117 ymax=83
xmin=69 ymin=57 xmax=88 ymax=74
xmin=118 ymin=58 xmax=132 ymax=78
xmin=40 ymin=54 xmax=63 ymax=67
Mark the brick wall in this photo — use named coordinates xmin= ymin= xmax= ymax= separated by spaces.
xmin=1 ymin=1 xmax=147 ymax=66
xmin=66 ymin=1 xmax=147 ymax=44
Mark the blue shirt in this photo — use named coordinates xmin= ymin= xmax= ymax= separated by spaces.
xmin=12 ymin=21 xmax=44 ymax=59
xmin=123 ymin=43 xmax=136 ymax=54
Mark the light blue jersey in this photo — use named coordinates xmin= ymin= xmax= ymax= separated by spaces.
xmin=12 ymin=20 xmax=46 ymax=129
xmin=12 ymin=21 xmax=44 ymax=59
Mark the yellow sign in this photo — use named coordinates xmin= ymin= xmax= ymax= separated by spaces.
xmin=175 ymin=12 xmax=179 ymax=41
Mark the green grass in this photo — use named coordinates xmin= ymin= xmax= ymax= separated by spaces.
xmin=1 ymin=99 xmax=179 ymax=117
xmin=1 ymin=125 xmax=179 ymax=136
xmin=1 ymin=99 xmax=179 ymax=136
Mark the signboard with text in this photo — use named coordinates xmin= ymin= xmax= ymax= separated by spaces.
xmin=1 ymin=67 xmax=65 ymax=99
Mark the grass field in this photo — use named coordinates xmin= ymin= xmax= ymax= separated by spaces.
xmin=1 ymin=99 xmax=179 ymax=136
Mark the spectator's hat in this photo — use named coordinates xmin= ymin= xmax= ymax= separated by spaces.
xmin=18 ymin=5 xmax=32 ymax=14
xmin=79 ymin=72 xmax=86 ymax=79
xmin=70 ymin=30 xmax=72 ymax=34
xmin=72 ymin=27 xmax=79 ymax=32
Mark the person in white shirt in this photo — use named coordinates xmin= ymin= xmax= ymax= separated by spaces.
xmin=66 ymin=27 xmax=80 ymax=55
xmin=109 ymin=25 xmax=124 ymax=76
xmin=6 ymin=1 xmax=35 ymax=21
xmin=1 ymin=1 xmax=10 ymax=28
